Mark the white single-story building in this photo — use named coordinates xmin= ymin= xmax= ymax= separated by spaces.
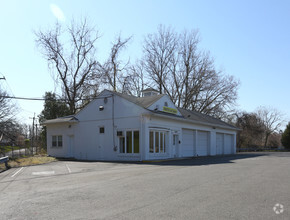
xmin=43 ymin=89 xmax=238 ymax=161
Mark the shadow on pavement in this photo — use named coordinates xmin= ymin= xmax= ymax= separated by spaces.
xmin=149 ymin=153 xmax=268 ymax=166
xmin=56 ymin=152 xmax=274 ymax=167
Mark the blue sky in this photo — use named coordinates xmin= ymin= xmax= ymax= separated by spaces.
xmin=0 ymin=0 xmax=289 ymax=128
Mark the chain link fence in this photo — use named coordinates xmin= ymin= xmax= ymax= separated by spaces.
xmin=0 ymin=139 xmax=46 ymax=159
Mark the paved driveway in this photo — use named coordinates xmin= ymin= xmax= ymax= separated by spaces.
xmin=0 ymin=152 xmax=289 ymax=219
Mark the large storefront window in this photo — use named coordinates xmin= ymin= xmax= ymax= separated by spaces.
xmin=134 ymin=131 xmax=140 ymax=153
xmin=149 ymin=131 xmax=154 ymax=153
xmin=119 ymin=130 xmax=139 ymax=154
xmin=149 ymin=130 xmax=167 ymax=153
xmin=155 ymin=132 xmax=159 ymax=153
xmin=126 ymin=131 xmax=132 ymax=153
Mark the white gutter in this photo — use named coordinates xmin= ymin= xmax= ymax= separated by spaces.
xmin=41 ymin=119 xmax=79 ymax=126
xmin=142 ymin=112 xmax=240 ymax=131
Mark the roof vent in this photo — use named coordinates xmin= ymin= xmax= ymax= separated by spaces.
xmin=141 ymin=88 xmax=159 ymax=97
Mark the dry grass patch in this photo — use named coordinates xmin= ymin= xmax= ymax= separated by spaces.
xmin=0 ymin=156 xmax=57 ymax=170
xmin=0 ymin=163 xmax=6 ymax=171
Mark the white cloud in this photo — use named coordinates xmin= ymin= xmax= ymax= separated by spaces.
xmin=50 ymin=4 xmax=65 ymax=22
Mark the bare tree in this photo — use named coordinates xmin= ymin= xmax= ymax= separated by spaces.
xmin=268 ymin=132 xmax=282 ymax=147
xmin=0 ymin=87 xmax=19 ymax=135
xmin=256 ymin=106 xmax=284 ymax=147
xmin=176 ymin=31 xmax=239 ymax=118
xmin=143 ymin=25 xmax=178 ymax=94
xmin=0 ymin=89 xmax=15 ymax=123
xmin=174 ymin=30 xmax=200 ymax=107
xmin=141 ymin=27 xmax=239 ymax=118
xmin=235 ymin=112 xmax=265 ymax=148
xmin=35 ymin=19 xmax=100 ymax=114
xmin=100 ymin=34 xmax=132 ymax=92
xmin=122 ymin=61 xmax=155 ymax=97
xmin=127 ymin=62 xmax=145 ymax=97
xmin=0 ymin=87 xmax=24 ymax=153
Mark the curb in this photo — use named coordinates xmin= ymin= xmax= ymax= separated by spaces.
xmin=142 ymin=157 xmax=192 ymax=163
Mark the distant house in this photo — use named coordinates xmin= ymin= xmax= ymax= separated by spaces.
xmin=43 ymin=89 xmax=238 ymax=161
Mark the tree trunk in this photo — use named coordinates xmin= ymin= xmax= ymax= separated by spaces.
xmin=264 ymin=133 xmax=269 ymax=148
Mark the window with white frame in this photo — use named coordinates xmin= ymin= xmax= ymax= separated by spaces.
xmin=52 ymin=135 xmax=63 ymax=147
xmin=119 ymin=130 xmax=139 ymax=154
xmin=149 ymin=130 xmax=167 ymax=153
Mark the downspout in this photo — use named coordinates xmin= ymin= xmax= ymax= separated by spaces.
xmin=140 ymin=114 xmax=143 ymax=161
xmin=140 ymin=113 xmax=152 ymax=161
xmin=112 ymin=94 xmax=116 ymax=151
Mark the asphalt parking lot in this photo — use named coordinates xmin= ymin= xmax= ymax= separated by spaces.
xmin=0 ymin=152 xmax=289 ymax=220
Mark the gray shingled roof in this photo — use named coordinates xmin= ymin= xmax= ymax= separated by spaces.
xmin=43 ymin=90 xmax=237 ymax=130
xmin=42 ymin=116 xmax=78 ymax=125
xmin=112 ymin=90 xmax=237 ymax=130
xmin=177 ymin=108 xmax=237 ymax=129
xmin=110 ymin=90 xmax=165 ymax=108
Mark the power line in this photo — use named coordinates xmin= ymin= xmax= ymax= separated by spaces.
xmin=0 ymin=96 xmax=45 ymax=101
xmin=0 ymin=73 xmax=22 ymax=112
xmin=0 ymin=72 xmax=6 ymax=80
xmin=0 ymin=95 xmax=113 ymax=101
xmin=0 ymin=75 xmax=14 ymax=95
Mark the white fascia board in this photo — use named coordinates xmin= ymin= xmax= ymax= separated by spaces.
xmin=42 ymin=120 xmax=78 ymax=126
xmin=142 ymin=112 xmax=239 ymax=131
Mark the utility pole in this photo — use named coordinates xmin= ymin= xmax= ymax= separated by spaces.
xmin=32 ymin=113 xmax=35 ymax=155
xmin=35 ymin=124 xmax=38 ymax=154
xmin=0 ymin=73 xmax=6 ymax=80
xmin=30 ymin=113 xmax=36 ymax=155
xmin=29 ymin=114 xmax=39 ymax=155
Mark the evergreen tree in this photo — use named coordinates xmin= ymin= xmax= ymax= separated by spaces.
xmin=39 ymin=92 xmax=70 ymax=148
xmin=281 ymin=122 xmax=290 ymax=149
xmin=38 ymin=92 xmax=70 ymax=123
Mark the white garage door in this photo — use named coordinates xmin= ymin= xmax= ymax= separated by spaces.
xmin=224 ymin=134 xmax=233 ymax=154
xmin=216 ymin=133 xmax=223 ymax=155
xmin=181 ymin=129 xmax=195 ymax=157
xmin=196 ymin=131 xmax=209 ymax=156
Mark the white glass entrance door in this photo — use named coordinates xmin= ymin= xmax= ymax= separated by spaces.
xmin=173 ymin=134 xmax=179 ymax=157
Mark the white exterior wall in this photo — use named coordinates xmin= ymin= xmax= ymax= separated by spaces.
xmin=147 ymin=96 xmax=182 ymax=116
xmin=47 ymin=91 xmax=147 ymax=161
xmin=46 ymin=90 xmax=237 ymax=161
xmin=74 ymin=91 xmax=147 ymax=161
xmin=72 ymin=116 xmax=142 ymax=161
xmin=47 ymin=123 xmax=75 ymax=158
xmin=142 ymin=115 xmax=237 ymax=160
